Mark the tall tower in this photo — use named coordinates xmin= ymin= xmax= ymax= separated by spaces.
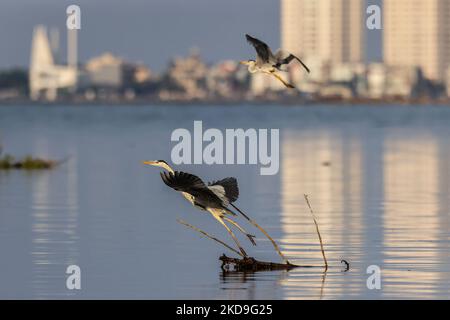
xmin=29 ymin=25 xmax=78 ymax=101
xmin=281 ymin=0 xmax=364 ymax=65
xmin=67 ymin=29 xmax=78 ymax=68
xmin=49 ymin=27 xmax=60 ymax=63
xmin=29 ymin=26 xmax=56 ymax=100
xmin=384 ymin=0 xmax=450 ymax=81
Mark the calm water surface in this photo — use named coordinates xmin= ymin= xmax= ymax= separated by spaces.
xmin=0 ymin=104 xmax=449 ymax=299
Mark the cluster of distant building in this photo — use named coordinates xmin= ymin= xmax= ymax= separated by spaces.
xmin=277 ymin=0 xmax=450 ymax=102
xmin=25 ymin=25 xmax=250 ymax=103
xmin=1 ymin=0 xmax=450 ymax=104
xmin=24 ymin=24 xmax=448 ymax=104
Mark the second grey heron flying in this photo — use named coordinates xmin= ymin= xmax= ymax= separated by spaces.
xmin=241 ymin=34 xmax=310 ymax=89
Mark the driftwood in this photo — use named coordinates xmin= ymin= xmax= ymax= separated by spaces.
xmin=219 ymin=254 xmax=311 ymax=271
xmin=219 ymin=255 xmax=350 ymax=272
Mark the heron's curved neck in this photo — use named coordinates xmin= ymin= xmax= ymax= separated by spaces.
xmin=248 ymin=63 xmax=258 ymax=73
xmin=160 ymin=162 xmax=175 ymax=173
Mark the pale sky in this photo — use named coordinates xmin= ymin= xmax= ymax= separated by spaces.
xmin=0 ymin=0 xmax=382 ymax=71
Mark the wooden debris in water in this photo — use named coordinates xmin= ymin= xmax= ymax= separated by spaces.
xmin=219 ymin=254 xmax=305 ymax=272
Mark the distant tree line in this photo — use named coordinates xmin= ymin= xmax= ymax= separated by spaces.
xmin=0 ymin=68 xmax=28 ymax=93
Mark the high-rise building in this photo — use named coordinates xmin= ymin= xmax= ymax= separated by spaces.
xmin=384 ymin=0 xmax=450 ymax=81
xmin=281 ymin=0 xmax=364 ymax=65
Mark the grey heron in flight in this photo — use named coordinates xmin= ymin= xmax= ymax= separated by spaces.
xmin=143 ymin=160 xmax=290 ymax=263
xmin=143 ymin=160 xmax=257 ymax=258
xmin=241 ymin=34 xmax=310 ymax=89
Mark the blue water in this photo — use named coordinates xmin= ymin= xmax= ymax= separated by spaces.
xmin=0 ymin=104 xmax=450 ymax=299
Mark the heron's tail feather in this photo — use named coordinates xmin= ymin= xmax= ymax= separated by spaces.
xmin=221 ymin=206 xmax=237 ymax=216
xmin=230 ymin=204 xmax=289 ymax=264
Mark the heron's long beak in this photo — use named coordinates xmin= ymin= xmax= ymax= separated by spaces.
xmin=142 ymin=160 xmax=157 ymax=166
xmin=240 ymin=60 xmax=249 ymax=65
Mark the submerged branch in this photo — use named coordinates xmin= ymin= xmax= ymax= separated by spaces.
xmin=219 ymin=254 xmax=303 ymax=271
xmin=304 ymin=194 xmax=328 ymax=270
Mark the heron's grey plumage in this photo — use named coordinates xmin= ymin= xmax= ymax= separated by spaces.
xmin=274 ymin=54 xmax=311 ymax=73
xmin=246 ymin=34 xmax=272 ymax=64
xmin=144 ymin=160 xmax=290 ymax=261
xmin=245 ymin=34 xmax=309 ymax=73
xmin=208 ymin=177 xmax=239 ymax=203
xmin=144 ymin=161 xmax=258 ymax=256
xmin=160 ymin=171 xmax=237 ymax=214
xmin=243 ymin=34 xmax=310 ymax=88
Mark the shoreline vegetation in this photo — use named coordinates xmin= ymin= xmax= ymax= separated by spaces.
xmin=0 ymin=154 xmax=59 ymax=170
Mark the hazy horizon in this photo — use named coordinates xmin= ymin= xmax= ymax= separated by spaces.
xmin=0 ymin=0 xmax=382 ymax=71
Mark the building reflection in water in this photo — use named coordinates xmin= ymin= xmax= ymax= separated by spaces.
xmin=382 ymin=133 xmax=443 ymax=298
xmin=279 ymin=126 xmax=450 ymax=299
xmin=31 ymin=141 xmax=79 ymax=298
xmin=280 ymin=128 xmax=363 ymax=299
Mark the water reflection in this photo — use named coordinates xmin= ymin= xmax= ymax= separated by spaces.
xmin=2 ymin=105 xmax=450 ymax=299
xmin=280 ymin=125 xmax=450 ymax=299
xmin=281 ymin=129 xmax=365 ymax=298
xmin=382 ymin=133 xmax=446 ymax=299
xmin=30 ymin=144 xmax=79 ymax=298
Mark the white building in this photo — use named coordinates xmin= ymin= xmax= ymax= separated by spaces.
xmin=366 ymin=64 xmax=387 ymax=99
xmin=85 ymin=53 xmax=124 ymax=88
xmin=384 ymin=66 xmax=422 ymax=98
xmin=367 ymin=64 xmax=422 ymax=98
xmin=29 ymin=25 xmax=78 ymax=101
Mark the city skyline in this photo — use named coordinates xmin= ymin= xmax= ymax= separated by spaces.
xmin=0 ymin=0 xmax=382 ymax=71
xmin=281 ymin=0 xmax=364 ymax=64
xmin=384 ymin=0 xmax=450 ymax=81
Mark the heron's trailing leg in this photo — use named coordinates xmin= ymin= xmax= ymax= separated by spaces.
xmin=230 ymin=204 xmax=289 ymax=264
xmin=223 ymin=216 xmax=257 ymax=246
xmin=268 ymin=71 xmax=295 ymax=89
xmin=209 ymin=209 xmax=248 ymax=258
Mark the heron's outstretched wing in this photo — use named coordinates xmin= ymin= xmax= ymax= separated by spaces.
xmin=160 ymin=171 xmax=226 ymax=207
xmin=160 ymin=171 xmax=206 ymax=193
xmin=276 ymin=53 xmax=310 ymax=73
xmin=245 ymin=34 xmax=271 ymax=63
xmin=208 ymin=177 xmax=239 ymax=203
